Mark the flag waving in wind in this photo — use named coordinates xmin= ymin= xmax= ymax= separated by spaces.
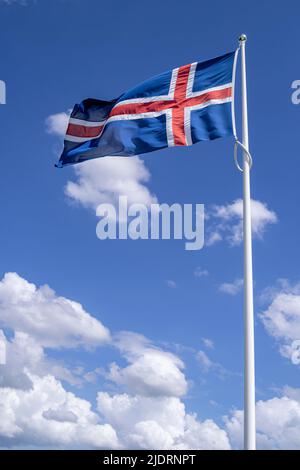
xmin=57 ymin=51 xmax=236 ymax=167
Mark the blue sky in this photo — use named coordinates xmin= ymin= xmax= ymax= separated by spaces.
xmin=0 ymin=0 xmax=300 ymax=450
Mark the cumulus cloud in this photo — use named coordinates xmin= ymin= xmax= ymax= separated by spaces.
xmin=260 ymin=282 xmax=300 ymax=342
xmin=0 ymin=272 xmax=231 ymax=450
xmin=97 ymin=392 xmax=230 ymax=450
xmin=0 ymin=269 xmax=231 ymax=451
xmin=109 ymin=332 xmax=188 ymax=397
xmin=42 ymin=407 xmax=78 ymax=424
xmin=0 ymin=359 xmax=229 ymax=450
xmin=46 ymin=111 xmax=157 ymax=219
xmin=45 ymin=111 xmax=70 ymax=137
xmin=259 ymin=280 xmax=300 ymax=363
xmin=65 ymin=156 xmax=157 ymax=215
xmin=0 ymin=330 xmax=6 ymax=365
xmin=0 ymin=272 xmax=110 ymax=349
xmin=4 ymin=267 xmax=300 ymax=450
xmin=0 ymin=331 xmax=83 ymax=389
xmin=177 ymin=414 xmax=230 ymax=450
xmin=225 ymin=393 xmax=300 ymax=450
xmin=207 ymin=199 xmax=277 ymax=246
xmin=0 ymin=373 xmax=119 ymax=449
xmin=3 ymin=271 xmax=300 ymax=449
xmin=219 ymin=278 xmax=243 ymax=295
xmin=283 ymin=386 xmax=300 ymax=402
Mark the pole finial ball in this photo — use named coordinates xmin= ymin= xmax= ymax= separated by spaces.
xmin=239 ymin=34 xmax=247 ymax=42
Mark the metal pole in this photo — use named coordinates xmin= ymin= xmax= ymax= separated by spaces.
xmin=239 ymin=33 xmax=256 ymax=450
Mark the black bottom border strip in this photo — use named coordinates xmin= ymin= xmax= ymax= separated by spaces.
xmin=0 ymin=449 xmax=300 ymax=465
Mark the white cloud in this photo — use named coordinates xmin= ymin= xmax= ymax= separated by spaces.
xmin=0 ymin=272 xmax=231 ymax=450
xmin=5 ymin=273 xmax=300 ymax=450
xmin=97 ymin=392 xmax=230 ymax=450
xmin=207 ymin=199 xmax=277 ymax=246
xmin=110 ymin=332 xmax=188 ymax=397
xmin=0 ymin=272 xmax=110 ymax=349
xmin=45 ymin=111 xmax=70 ymax=137
xmin=176 ymin=414 xmax=230 ymax=450
xmin=194 ymin=267 xmax=209 ymax=278
xmin=97 ymin=393 xmax=185 ymax=449
xmin=0 ymin=330 xmax=6 ymax=365
xmin=1 ymin=367 xmax=231 ymax=450
xmin=0 ymin=373 xmax=119 ymax=449
xmin=107 ymin=351 xmax=186 ymax=398
xmin=0 ymin=336 xmax=229 ymax=450
xmin=225 ymin=393 xmax=300 ymax=450
xmin=45 ymin=111 xmax=157 ymax=219
xmin=259 ymin=281 xmax=300 ymax=362
xmin=219 ymin=278 xmax=243 ymax=295
xmin=4 ymin=272 xmax=300 ymax=449
xmin=42 ymin=408 xmax=78 ymax=423
xmin=283 ymin=386 xmax=300 ymax=402
xmin=65 ymin=157 xmax=157 ymax=217
xmin=0 ymin=331 xmax=83 ymax=389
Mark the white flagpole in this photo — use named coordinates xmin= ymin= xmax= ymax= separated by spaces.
xmin=239 ymin=34 xmax=256 ymax=450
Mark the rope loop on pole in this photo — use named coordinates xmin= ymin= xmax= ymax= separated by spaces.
xmin=231 ymin=46 xmax=253 ymax=173
xmin=234 ymin=139 xmax=253 ymax=172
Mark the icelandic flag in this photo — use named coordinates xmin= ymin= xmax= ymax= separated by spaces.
xmin=57 ymin=52 xmax=236 ymax=167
